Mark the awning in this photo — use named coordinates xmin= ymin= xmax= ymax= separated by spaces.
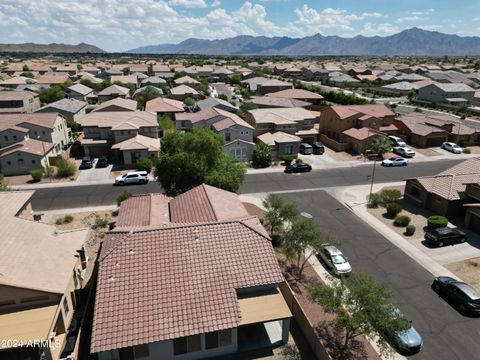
xmin=238 ymin=292 xmax=292 ymax=326
xmin=0 ymin=305 xmax=57 ymax=349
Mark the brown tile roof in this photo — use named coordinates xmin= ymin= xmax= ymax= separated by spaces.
xmin=342 ymin=127 xmax=378 ymax=141
xmin=250 ymin=96 xmax=310 ymax=108
xmin=265 ymin=88 xmax=323 ymax=100
xmin=145 ymin=97 xmax=184 ymax=113
xmin=0 ymin=113 xmax=59 ymax=133
xmin=332 ymin=104 xmax=394 ymax=120
xmin=91 ymin=220 xmax=283 ymax=353
xmin=97 ymin=84 xmax=130 ymax=96
xmin=93 ymin=98 xmax=137 ymax=112
xmin=396 ymin=113 xmax=476 ymax=136
xmin=116 ymin=194 xmax=170 ymax=228
xmin=37 ymin=75 xmax=70 ymax=84
xmin=0 ymin=138 xmax=53 ymax=158
xmin=176 ymin=107 xmax=253 ymax=129
xmin=0 ymin=91 xmax=36 ymax=101
xmin=170 ymin=84 xmax=199 ymax=95
xmin=79 ymin=111 xmax=157 ymax=130
xmin=111 ymin=134 xmax=160 ymax=151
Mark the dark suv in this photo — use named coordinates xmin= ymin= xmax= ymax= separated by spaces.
xmin=424 ymin=227 xmax=467 ymax=247
xmin=79 ymin=156 xmax=93 ymax=169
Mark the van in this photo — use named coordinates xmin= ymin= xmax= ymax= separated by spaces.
xmin=388 ymin=136 xmax=406 ymax=147
xmin=312 ymin=142 xmax=325 ymax=155
xmin=300 ymin=143 xmax=313 ymax=155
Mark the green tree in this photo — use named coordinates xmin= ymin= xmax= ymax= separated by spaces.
xmin=369 ymin=136 xmax=392 ymax=158
xmin=252 ymin=143 xmax=272 ymax=168
xmin=136 ymin=157 xmax=154 ymax=173
xmin=20 ymin=71 xmax=34 ymax=78
xmin=122 ymin=67 xmax=130 ymax=75
xmin=217 ymin=93 xmax=229 ymax=101
xmin=407 ymin=88 xmax=417 ymax=100
xmin=22 ymin=64 xmax=30 ymax=71
xmin=309 ymin=272 xmax=410 ymax=355
xmin=39 ymin=85 xmax=65 ymax=104
xmin=227 ymin=73 xmax=241 ymax=85
xmin=77 ymin=64 xmax=83 ymax=71
xmin=117 ymin=190 xmax=132 ymax=206
xmin=154 ymin=128 xmax=245 ymax=194
xmin=184 ymin=97 xmax=196 ymax=107
xmin=262 ymin=194 xmax=298 ymax=236
xmin=157 ymin=114 xmax=175 ymax=132
xmin=283 ymin=217 xmax=329 ymax=279
xmin=136 ymin=86 xmax=161 ymax=109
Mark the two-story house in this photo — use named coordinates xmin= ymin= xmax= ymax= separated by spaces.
xmin=97 ymin=84 xmax=130 ymax=103
xmin=175 ymin=107 xmax=254 ymax=161
xmin=65 ymin=83 xmax=95 ymax=102
xmin=0 ymin=91 xmax=41 ymax=113
xmin=79 ymin=111 xmax=159 ymax=165
xmin=417 ymin=83 xmax=475 ymax=106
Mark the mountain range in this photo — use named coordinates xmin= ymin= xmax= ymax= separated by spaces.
xmin=127 ymin=28 xmax=480 ymax=56
xmin=0 ymin=42 xmax=106 ymax=53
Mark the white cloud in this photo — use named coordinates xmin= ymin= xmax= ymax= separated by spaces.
xmin=362 ymin=22 xmax=399 ymax=36
xmin=397 ymin=16 xmax=424 ymax=23
xmin=211 ymin=0 xmax=221 ymax=7
xmin=412 ymin=9 xmax=435 ymax=16
xmin=169 ymin=0 xmax=207 ymax=8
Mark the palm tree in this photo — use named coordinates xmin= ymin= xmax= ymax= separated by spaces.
xmin=370 ymin=136 xmax=392 ymax=159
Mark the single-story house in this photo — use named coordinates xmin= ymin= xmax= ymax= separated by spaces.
xmin=170 ymin=85 xmax=200 ymax=101
xmin=145 ymin=97 xmax=185 ymax=118
xmin=97 ymin=84 xmax=130 ymax=103
xmin=92 ymin=98 xmax=138 ymax=112
xmin=257 ymin=131 xmax=302 ymax=159
xmin=65 ymin=83 xmax=94 ymax=101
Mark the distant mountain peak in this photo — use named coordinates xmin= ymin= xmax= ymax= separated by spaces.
xmin=0 ymin=42 xmax=106 ymax=53
xmin=127 ymin=27 xmax=480 ymax=56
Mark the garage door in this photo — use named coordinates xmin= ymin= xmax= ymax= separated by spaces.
xmin=469 ymin=213 xmax=480 ymax=234
xmin=426 ymin=137 xmax=445 ymax=147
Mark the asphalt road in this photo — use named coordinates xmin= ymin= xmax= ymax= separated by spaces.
xmin=29 ymin=159 xmax=461 ymax=211
xmin=281 ymin=190 xmax=480 ymax=360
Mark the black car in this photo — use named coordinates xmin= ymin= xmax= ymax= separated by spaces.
xmin=424 ymin=227 xmax=467 ymax=247
xmin=432 ymin=276 xmax=480 ymax=315
xmin=285 ymin=163 xmax=312 ymax=173
xmin=312 ymin=142 xmax=325 ymax=155
xmin=96 ymin=156 xmax=109 ymax=168
xmin=79 ymin=156 xmax=93 ymax=169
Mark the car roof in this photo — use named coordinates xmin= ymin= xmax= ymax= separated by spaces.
xmin=455 ymin=283 xmax=480 ymax=299
xmin=301 ymin=143 xmax=312 ymax=147
xmin=430 ymin=227 xmax=459 ymax=235
xmin=323 ymin=244 xmax=342 ymax=255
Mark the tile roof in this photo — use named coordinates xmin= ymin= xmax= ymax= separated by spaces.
xmin=110 ymin=75 xmax=138 ymax=84
xmin=265 ymin=88 xmax=323 ymax=100
xmin=91 ymin=220 xmax=283 ymax=353
xmin=331 ymin=104 xmax=394 ymax=120
xmin=257 ymin=131 xmax=301 ymax=145
xmin=79 ymin=111 xmax=157 ymax=129
xmin=248 ymin=107 xmax=316 ymax=124
xmin=0 ymin=91 xmax=36 ymax=101
xmin=145 ymin=97 xmax=184 ymax=113
xmin=37 ymin=75 xmax=70 ymax=84
xmin=115 ymin=193 xmax=170 ymax=228
xmin=0 ymin=191 xmax=87 ymax=293
xmin=0 ymin=138 xmax=53 ymax=158
xmin=67 ymin=83 xmax=93 ymax=95
xmin=250 ymin=96 xmax=310 ymax=108
xmin=342 ymin=127 xmax=378 ymax=141
xmin=0 ymin=112 xmax=59 ymax=133
xmin=93 ymin=98 xmax=137 ymax=112
xmin=170 ymin=84 xmax=199 ymax=96
xmin=396 ymin=113 xmax=477 ymax=136
xmin=97 ymin=84 xmax=130 ymax=96
xmin=111 ymin=134 xmax=160 ymax=151
xmin=37 ymin=98 xmax=87 ymax=114
xmin=176 ymin=107 xmax=253 ymax=129
xmin=140 ymin=76 xmax=167 ymax=86
xmin=174 ymin=76 xmax=199 ymax=85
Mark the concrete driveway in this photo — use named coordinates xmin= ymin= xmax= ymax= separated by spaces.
xmin=76 ymin=160 xmax=113 ymax=184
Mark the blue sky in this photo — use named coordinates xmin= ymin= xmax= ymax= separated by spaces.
xmin=1 ymin=0 xmax=479 ymax=51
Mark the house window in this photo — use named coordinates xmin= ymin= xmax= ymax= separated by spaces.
xmin=42 ymin=131 xmax=46 ymax=135
xmin=181 ymin=120 xmax=186 ymax=128
xmin=205 ymin=329 xmax=232 ymax=350
xmin=7 ymin=161 xmax=11 ymax=165
xmin=3 ymin=135 xmax=7 ymax=141
xmin=31 ymin=160 xmax=36 ymax=164
xmin=225 ymin=131 xmax=231 ymax=142
xmin=409 ymin=186 xmax=420 ymax=196
xmin=284 ymin=144 xmax=294 ymax=155
xmin=173 ymin=334 xmax=201 ymax=355
xmin=13 ymin=135 xmax=17 ymax=140
xmin=133 ymin=344 xmax=150 ymax=358
xmin=436 ymin=196 xmax=442 ymax=203
xmin=62 ymin=297 xmax=69 ymax=315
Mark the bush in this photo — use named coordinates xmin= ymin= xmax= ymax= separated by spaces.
xmin=281 ymin=155 xmax=295 ymax=164
xmin=252 ymin=143 xmax=272 ymax=168
xmin=56 ymin=159 xmax=76 ymax=178
xmin=386 ymin=202 xmax=403 ymax=218
xmin=117 ymin=190 xmax=132 ymax=206
xmin=394 ymin=215 xmax=411 ymax=227
xmin=95 ymin=216 xmax=109 ymax=228
xmin=30 ymin=169 xmax=44 ymax=182
xmin=380 ymin=189 xmax=402 ymax=204
xmin=55 ymin=214 xmax=73 ymax=225
xmin=458 ymin=139 xmax=469 ymax=148
xmin=406 ymin=224 xmax=416 ymax=236
xmin=463 ymin=148 xmax=471 ymax=154
xmin=295 ymin=158 xmax=304 ymax=164
xmin=136 ymin=157 xmax=153 ymax=173
xmin=368 ymin=192 xmax=382 ymax=208
xmin=427 ymin=215 xmax=448 ymax=229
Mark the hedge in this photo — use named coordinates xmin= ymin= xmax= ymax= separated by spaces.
xmin=427 ymin=215 xmax=448 ymax=229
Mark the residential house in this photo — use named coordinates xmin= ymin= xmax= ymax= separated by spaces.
xmin=141 ymin=76 xmax=167 ymax=87
xmin=257 ymin=131 xmax=302 ymax=159
xmin=145 ymin=97 xmax=185 ymax=118
xmin=394 ymin=113 xmax=479 ymax=147
xmin=110 ymin=75 xmax=138 ymax=89
xmin=249 ymin=96 xmax=311 ymax=109
xmin=318 ymin=104 xmax=396 ymax=153
xmin=37 ymin=75 xmax=72 ymax=86
xmin=90 ymin=184 xmax=291 ymax=360
xmin=197 ymin=97 xmax=239 ymax=113
xmin=176 ymin=107 xmax=254 ymax=161
xmin=97 ymin=84 xmax=130 ymax=103
xmin=417 ymin=83 xmax=475 ymax=106
xmin=170 ymin=85 xmax=200 ymax=101
xmin=65 ymin=83 xmax=94 ymax=101
xmin=264 ymin=88 xmax=324 ymax=106
xmin=35 ymin=97 xmax=87 ymax=121
xmin=257 ymin=79 xmax=293 ymax=95
xmin=0 ymin=91 xmax=41 ymax=113
xmin=93 ymin=98 xmax=138 ymax=112
xmin=133 ymin=86 xmax=163 ymax=101
xmin=405 ymin=158 xmax=480 ymax=218
xmin=0 ymin=76 xmax=37 ymax=89
xmin=79 ymin=111 xmax=158 ymax=165
xmin=0 ymin=191 xmax=88 ymax=360
xmin=174 ymin=75 xmax=199 ymax=86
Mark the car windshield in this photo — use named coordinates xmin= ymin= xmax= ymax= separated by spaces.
xmin=121 ymin=174 xmax=127 ymax=178
xmin=331 ymin=254 xmax=347 ymax=264
xmin=453 ymin=145 xmax=461 ymax=148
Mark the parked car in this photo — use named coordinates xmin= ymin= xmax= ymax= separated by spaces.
xmin=96 ymin=156 xmax=109 ymax=168
xmin=382 ymin=157 xmax=408 ymax=167
xmin=393 ymin=146 xmax=416 ymax=158
xmin=389 ymin=136 xmax=406 ymax=147
xmin=114 ymin=171 xmax=149 ymax=185
xmin=424 ymin=227 xmax=467 ymax=247
xmin=284 ymin=163 xmax=312 ymax=173
xmin=316 ymin=244 xmax=352 ymax=276
xmin=312 ymin=142 xmax=325 ymax=155
xmin=300 ymin=143 xmax=313 ymax=155
xmin=432 ymin=276 xmax=480 ymax=315
xmin=79 ymin=156 xmax=93 ymax=169
xmin=381 ymin=308 xmax=423 ymax=355
xmin=441 ymin=142 xmax=462 ymax=154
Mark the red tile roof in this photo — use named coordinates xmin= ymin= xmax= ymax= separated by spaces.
xmin=332 ymin=104 xmax=394 ymax=120
xmin=145 ymin=97 xmax=185 ymax=113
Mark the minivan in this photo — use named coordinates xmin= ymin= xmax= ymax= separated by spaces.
xmin=300 ymin=143 xmax=313 ymax=155
xmin=389 ymin=136 xmax=406 ymax=147
xmin=312 ymin=142 xmax=325 ymax=155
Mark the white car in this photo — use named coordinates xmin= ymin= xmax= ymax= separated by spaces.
xmin=393 ymin=146 xmax=416 ymax=158
xmin=317 ymin=244 xmax=352 ymax=276
xmin=114 ymin=171 xmax=149 ymax=185
xmin=389 ymin=136 xmax=406 ymax=147
xmin=441 ymin=142 xmax=462 ymax=154
xmin=382 ymin=157 xmax=408 ymax=167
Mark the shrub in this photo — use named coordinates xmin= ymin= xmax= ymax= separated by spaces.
xmin=55 ymin=218 xmax=64 ymax=225
xmin=386 ymin=202 xmax=403 ymax=218
xmin=295 ymin=158 xmax=304 ymax=164
xmin=252 ymin=143 xmax=272 ymax=168
xmin=95 ymin=216 xmax=109 ymax=228
xmin=30 ymin=169 xmax=44 ymax=182
xmin=117 ymin=190 xmax=132 ymax=206
xmin=64 ymin=214 xmax=74 ymax=223
xmin=281 ymin=155 xmax=295 ymax=164
xmin=463 ymin=148 xmax=471 ymax=154
xmin=56 ymin=159 xmax=76 ymax=178
xmin=406 ymin=224 xmax=416 ymax=236
xmin=394 ymin=215 xmax=411 ymax=227
xmin=136 ymin=157 xmax=153 ymax=173
xmin=368 ymin=192 xmax=382 ymax=208
xmin=458 ymin=139 xmax=469 ymax=148
xmin=380 ymin=189 xmax=402 ymax=204
xmin=427 ymin=215 xmax=448 ymax=229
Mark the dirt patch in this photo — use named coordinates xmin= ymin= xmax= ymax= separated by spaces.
xmin=466 ymin=146 xmax=480 ymax=154
xmin=446 ymin=257 xmax=480 ymax=292
xmin=324 ymin=147 xmax=360 ymax=162
xmin=51 ymin=211 xmax=113 ymax=230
